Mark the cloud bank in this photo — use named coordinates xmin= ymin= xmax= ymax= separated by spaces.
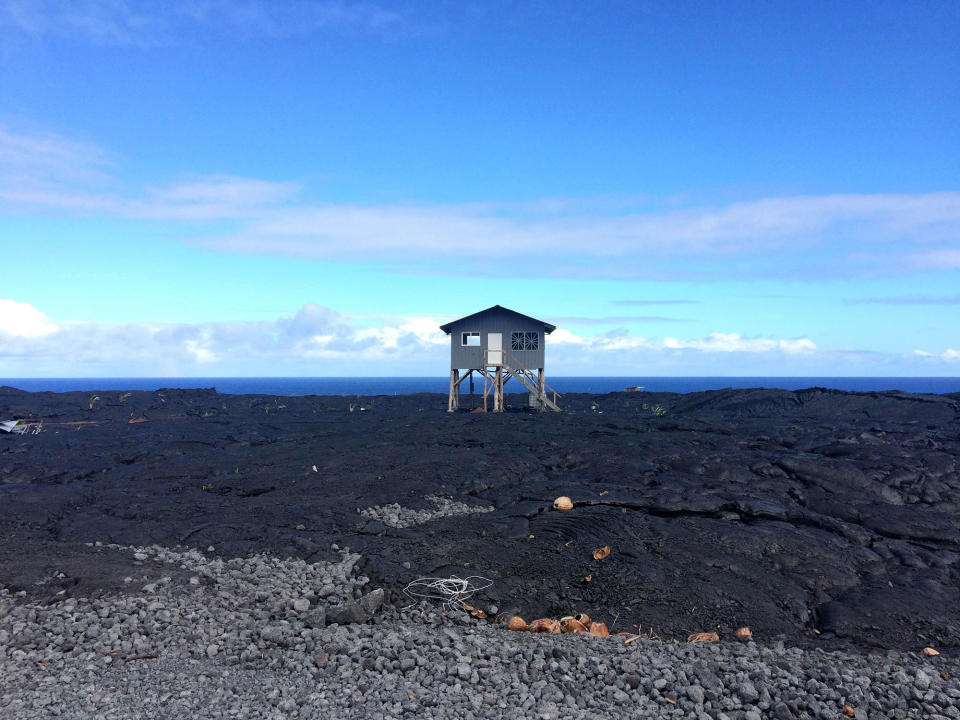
xmin=6 ymin=298 xmax=950 ymax=377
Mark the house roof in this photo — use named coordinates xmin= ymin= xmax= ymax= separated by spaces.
xmin=439 ymin=305 xmax=557 ymax=335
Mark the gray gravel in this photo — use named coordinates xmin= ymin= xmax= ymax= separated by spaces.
xmin=1 ymin=544 xmax=958 ymax=719
xmin=360 ymin=494 xmax=494 ymax=528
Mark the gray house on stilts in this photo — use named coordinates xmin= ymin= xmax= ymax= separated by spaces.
xmin=439 ymin=305 xmax=561 ymax=412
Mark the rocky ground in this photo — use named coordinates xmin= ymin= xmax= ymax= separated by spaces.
xmin=2 ymin=542 xmax=958 ymax=719
xmin=1 ymin=385 xmax=960 ymax=717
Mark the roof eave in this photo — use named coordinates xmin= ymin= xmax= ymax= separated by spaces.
xmin=439 ymin=305 xmax=556 ymax=334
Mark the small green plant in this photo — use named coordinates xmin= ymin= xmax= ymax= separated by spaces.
xmin=652 ymin=404 xmax=666 ymax=417
xmin=119 ymin=392 xmax=131 ymax=404
xmin=88 ymin=395 xmax=100 ymax=410
xmin=201 ymin=483 xmax=214 ymax=492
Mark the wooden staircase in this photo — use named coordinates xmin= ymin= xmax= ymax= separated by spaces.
xmin=479 ymin=349 xmax=561 ymax=412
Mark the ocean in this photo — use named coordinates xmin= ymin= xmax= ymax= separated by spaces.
xmin=2 ymin=377 xmax=959 ymax=395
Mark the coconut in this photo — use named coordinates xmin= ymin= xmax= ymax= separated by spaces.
xmin=507 ymin=616 xmax=527 ymax=631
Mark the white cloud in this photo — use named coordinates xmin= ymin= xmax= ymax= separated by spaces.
xmin=915 ymin=348 xmax=960 ymax=362
xmin=0 ymin=301 xmax=827 ymax=376
xmin=197 ymin=192 xmax=960 ymax=266
xmin=0 ymin=303 xmax=452 ymax=374
xmin=3 ymin=123 xmax=960 ymax=280
xmin=550 ymin=329 xmax=587 ymax=345
xmin=155 ymin=192 xmax=960 ymax=280
xmin=0 ymin=125 xmax=112 ymax=183
xmin=0 ymin=127 xmax=298 ymax=218
xmin=0 ymin=0 xmax=401 ymax=45
xmin=909 ymin=249 xmax=960 ymax=271
xmin=184 ymin=339 xmax=217 ymax=364
xmin=133 ymin=175 xmax=300 ymax=220
xmin=561 ymin=331 xmax=818 ymax=355
xmin=4 ymin=301 xmax=955 ymax=376
xmin=0 ymin=299 xmax=59 ymax=338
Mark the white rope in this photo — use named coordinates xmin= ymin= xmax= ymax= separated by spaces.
xmin=403 ymin=575 xmax=493 ymax=611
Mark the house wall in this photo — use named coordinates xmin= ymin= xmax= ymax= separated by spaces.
xmin=448 ymin=309 xmax=547 ymax=370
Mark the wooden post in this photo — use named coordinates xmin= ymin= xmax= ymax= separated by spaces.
xmin=537 ymin=368 xmax=546 ymax=411
xmin=448 ymin=369 xmax=459 ymax=412
xmin=494 ymin=366 xmax=503 ymax=412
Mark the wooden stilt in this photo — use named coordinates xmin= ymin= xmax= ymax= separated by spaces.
xmin=448 ymin=369 xmax=459 ymax=412
xmin=537 ymin=368 xmax=546 ymax=411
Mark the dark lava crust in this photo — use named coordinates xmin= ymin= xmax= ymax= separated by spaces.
xmin=2 ymin=385 xmax=959 ymax=654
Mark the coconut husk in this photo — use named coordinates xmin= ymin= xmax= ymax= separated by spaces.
xmin=588 ymin=621 xmax=609 ymax=637
xmin=592 ymin=546 xmax=611 ymax=560
xmin=687 ymin=632 xmax=720 ymax=643
xmin=529 ymin=618 xmax=561 ymax=634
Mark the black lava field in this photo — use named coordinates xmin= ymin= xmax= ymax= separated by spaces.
xmin=2 ymin=385 xmax=959 ymax=655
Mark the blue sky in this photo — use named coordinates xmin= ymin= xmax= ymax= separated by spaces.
xmin=1 ymin=0 xmax=958 ymax=376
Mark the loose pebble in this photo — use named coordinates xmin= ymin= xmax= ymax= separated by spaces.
xmin=1 ymin=543 xmax=958 ymax=719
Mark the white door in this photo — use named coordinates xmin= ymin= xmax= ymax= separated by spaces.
xmin=487 ymin=333 xmax=502 ymax=365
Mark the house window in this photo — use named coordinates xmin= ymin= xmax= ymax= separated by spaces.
xmin=511 ymin=331 xmax=539 ymax=351
xmin=461 ymin=332 xmax=480 ymax=347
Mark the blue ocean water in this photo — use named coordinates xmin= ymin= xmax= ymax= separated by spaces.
xmin=2 ymin=377 xmax=959 ymax=395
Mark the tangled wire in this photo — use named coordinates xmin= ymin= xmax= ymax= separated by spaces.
xmin=403 ymin=575 xmax=493 ymax=611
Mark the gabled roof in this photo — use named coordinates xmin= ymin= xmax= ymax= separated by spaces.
xmin=439 ymin=305 xmax=556 ymax=335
